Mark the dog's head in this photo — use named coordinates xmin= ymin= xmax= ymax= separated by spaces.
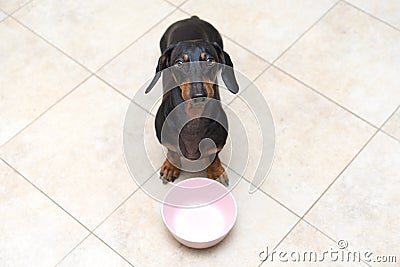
xmin=145 ymin=40 xmax=239 ymax=101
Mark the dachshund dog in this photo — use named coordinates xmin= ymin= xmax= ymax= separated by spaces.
xmin=145 ymin=16 xmax=239 ymax=186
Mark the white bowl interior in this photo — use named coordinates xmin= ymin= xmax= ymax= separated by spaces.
xmin=162 ymin=178 xmax=237 ymax=245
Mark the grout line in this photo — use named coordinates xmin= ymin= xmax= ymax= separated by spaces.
xmin=343 ymin=0 xmax=400 ymax=33
xmin=301 ymin=128 xmax=379 ymax=220
xmin=258 ymin=217 xmax=372 ymax=267
xmin=94 ymin=74 xmax=155 ymax=118
xmin=90 ymin=187 xmax=140 ymax=233
xmin=56 ymin=186 xmax=153 ymax=267
xmin=175 ymin=7 xmax=190 ymax=16
xmin=1 ymin=157 xmax=138 ymax=266
xmin=162 ymin=0 xmax=191 ymax=8
xmin=0 ymin=14 xmax=9 ymax=23
xmin=271 ymin=0 xmax=340 ymax=65
xmin=2 ymin=11 xmax=163 ymax=147
xmin=378 ymin=105 xmax=399 ymax=129
xmin=301 ymin=218 xmax=341 ymax=246
xmin=272 ymin=219 xmax=303 ymax=251
xmin=3 ymin=2 xmax=395 ymax=265
xmin=227 ymin=164 xmax=367 ymax=266
xmin=10 ymin=8 xmax=161 ymax=118
xmin=269 ymin=217 xmax=373 ymax=267
xmin=221 ymin=34 xmax=271 ymax=64
xmin=10 ymin=16 xmax=92 ymax=73
xmin=162 ymin=0 xmax=177 ymax=7
xmin=0 ymin=74 xmax=93 ymax=150
xmin=91 ymin=233 xmax=135 ymax=266
xmin=175 ymin=5 xmax=272 ymax=65
xmin=93 ymin=7 xmax=179 ymax=74
xmin=54 ymin=232 xmax=92 ymax=266
xmin=0 ymin=6 xmax=10 ymax=22
xmin=380 ymin=129 xmax=400 ymax=143
xmin=299 ymin=219 xmax=374 ymax=267
xmin=0 ymin=0 xmax=34 ymax=22
xmin=272 ymin=65 xmax=380 ymax=129
xmin=0 ymin=158 xmax=93 ymax=236
xmin=177 ymin=4 xmax=271 ymax=64
xmin=59 ymin=170 xmax=158 ymax=265
xmin=9 ymin=0 xmax=35 ymax=16
xmin=378 ymin=105 xmax=400 ymax=143
xmin=224 ymin=164 xmax=303 ymax=219
xmin=257 ymin=218 xmax=303 ymax=267
xmin=225 ymin=64 xmax=272 ymax=106
xmin=0 ymin=9 xmax=10 ymax=22
xmin=225 ymin=0 xmax=341 ymax=106
xmin=177 ymin=0 xmax=389 ymax=137
xmin=223 ymin=165 xmax=342 ymax=264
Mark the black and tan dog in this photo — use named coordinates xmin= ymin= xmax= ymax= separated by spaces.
xmin=145 ymin=16 xmax=239 ymax=186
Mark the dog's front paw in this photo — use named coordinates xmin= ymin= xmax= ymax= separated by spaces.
xmin=160 ymin=159 xmax=180 ymax=183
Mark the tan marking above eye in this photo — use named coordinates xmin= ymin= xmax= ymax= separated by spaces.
xmin=200 ymin=53 xmax=206 ymax=60
xmin=183 ymin=54 xmax=189 ymax=61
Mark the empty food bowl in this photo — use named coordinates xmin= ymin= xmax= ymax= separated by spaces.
xmin=161 ymin=178 xmax=237 ymax=249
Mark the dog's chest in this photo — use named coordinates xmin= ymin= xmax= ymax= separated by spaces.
xmin=179 ymin=118 xmax=210 ymax=159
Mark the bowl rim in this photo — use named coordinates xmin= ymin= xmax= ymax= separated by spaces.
xmin=161 ymin=177 xmax=237 ymax=244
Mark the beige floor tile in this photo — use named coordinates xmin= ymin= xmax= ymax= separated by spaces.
xmin=14 ymin=0 xmax=174 ymax=71
xmin=305 ymin=132 xmax=400 ymax=257
xmin=124 ymin=103 xmax=170 ymax=186
xmin=181 ymin=0 xmax=337 ymax=62
xmin=0 ymin=161 xmax=88 ymax=266
xmin=347 ymin=0 xmax=400 ymax=29
xmin=276 ymin=2 xmax=400 ymax=126
xmin=0 ymin=10 xmax=6 ymax=20
xmin=0 ymin=0 xmax=30 ymax=13
xmin=58 ymin=235 xmax=130 ymax=267
xmin=0 ymin=77 xmax=137 ymax=229
xmin=143 ymin=114 xmax=165 ymax=174
xmin=0 ymin=18 xmax=89 ymax=146
xmin=95 ymin=175 xmax=299 ymax=267
xmin=382 ymin=108 xmax=400 ymax=140
xmin=255 ymin=67 xmax=374 ymax=215
xmin=97 ymin=9 xmax=268 ymax=108
xmin=264 ymin=221 xmax=368 ymax=266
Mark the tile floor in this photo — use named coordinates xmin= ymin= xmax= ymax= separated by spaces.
xmin=0 ymin=0 xmax=399 ymax=266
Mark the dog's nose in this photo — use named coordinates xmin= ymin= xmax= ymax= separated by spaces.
xmin=192 ymin=92 xmax=206 ymax=98
xmin=191 ymin=83 xmax=207 ymax=99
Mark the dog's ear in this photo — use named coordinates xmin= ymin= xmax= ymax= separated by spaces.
xmin=145 ymin=45 xmax=175 ymax=94
xmin=212 ymin=42 xmax=239 ymax=94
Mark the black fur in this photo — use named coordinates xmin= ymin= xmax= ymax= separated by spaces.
xmin=146 ymin=16 xmax=239 ymax=165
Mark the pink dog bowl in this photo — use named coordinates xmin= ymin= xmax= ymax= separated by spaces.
xmin=161 ymin=178 xmax=237 ymax=249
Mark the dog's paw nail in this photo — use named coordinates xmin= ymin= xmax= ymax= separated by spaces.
xmin=171 ymin=176 xmax=177 ymax=182
xmin=162 ymin=178 xmax=168 ymax=184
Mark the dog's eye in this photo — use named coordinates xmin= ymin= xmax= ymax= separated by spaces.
xmin=206 ymin=57 xmax=215 ymax=65
xmin=174 ymin=59 xmax=183 ymax=67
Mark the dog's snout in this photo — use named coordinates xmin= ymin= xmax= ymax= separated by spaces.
xmin=191 ymin=83 xmax=207 ymax=99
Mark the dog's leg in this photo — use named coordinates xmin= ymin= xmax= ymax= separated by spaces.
xmin=207 ymin=155 xmax=229 ymax=186
xmin=160 ymin=150 xmax=181 ymax=183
